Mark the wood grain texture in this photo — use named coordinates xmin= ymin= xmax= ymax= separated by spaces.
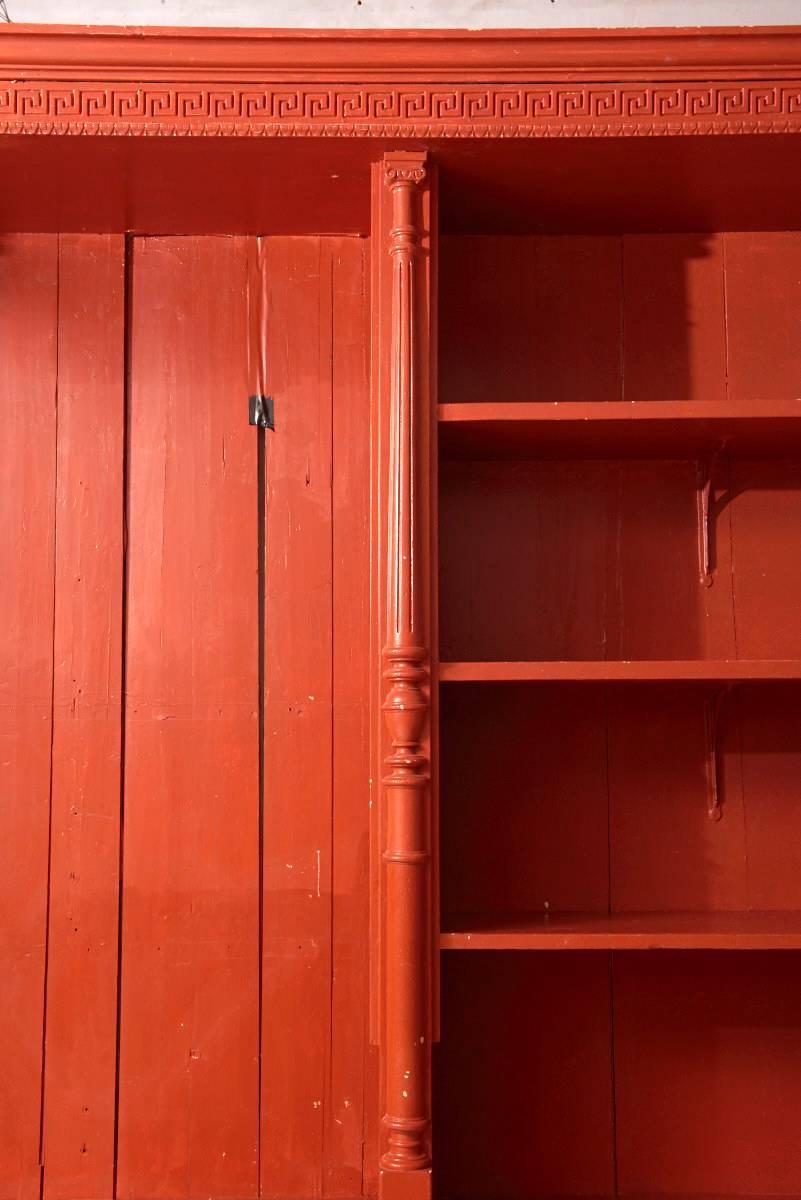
xmin=440 ymin=232 xmax=801 ymax=407
xmin=440 ymin=683 xmax=609 ymax=920
xmin=436 ymin=444 xmax=801 ymax=668
xmin=622 ymin=233 xmax=727 ymax=404
xmin=726 ymin=232 xmax=801 ymax=404
xmin=439 ymin=459 xmax=738 ymax=665
xmin=615 ymin=952 xmax=801 ymax=1195
xmin=434 ymin=953 xmax=615 ymax=1200
xmin=328 ymin=238 xmax=372 ymax=1198
xmin=41 ymin=234 xmax=125 ymax=1200
xmin=0 ymin=234 xmax=58 ymax=1200
xmin=441 ymin=681 xmax=801 ymax=922
xmin=439 ymin=236 xmax=621 ymax=406
xmin=259 ymin=237 xmax=334 ymax=1200
xmin=117 ymin=236 xmax=259 ymax=1200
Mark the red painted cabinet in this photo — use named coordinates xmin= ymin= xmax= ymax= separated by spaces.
xmin=4 ymin=22 xmax=801 ymax=1200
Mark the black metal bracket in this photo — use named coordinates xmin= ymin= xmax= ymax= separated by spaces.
xmin=249 ymin=394 xmax=275 ymax=430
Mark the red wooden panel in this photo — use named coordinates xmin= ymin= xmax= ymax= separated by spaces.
xmin=729 ymin=460 xmax=801 ymax=659
xmin=434 ymin=952 xmax=614 ymax=1199
xmin=440 ymin=459 xmax=735 ymax=664
xmin=609 ymin=684 xmax=748 ymax=912
xmin=42 ymin=235 xmax=125 ymax=1200
xmin=440 ymin=684 xmax=609 ymax=918
xmin=622 ymin=233 xmax=727 ymax=403
xmin=615 ymin=951 xmax=801 ymax=1195
xmin=612 ymin=460 xmax=735 ymax=661
xmin=327 ymin=238 xmax=371 ymax=1197
xmin=0 ymin=234 xmax=58 ymax=1200
xmin=725 ymin=232 xmax=801 ymax=404
xmin=439 ymin=460 xmax=610 ymax=662
xmin=439 ymin=236 xmax=621 ymax=405
xmin=733 ymin=684 xmax=801 ymax=909
xmin=259 ymin=238 xmax=333 ymax=1199
xmin=118 ymin=236 xmax=259 ymax=1199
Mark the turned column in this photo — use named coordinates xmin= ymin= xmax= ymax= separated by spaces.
xmin=371 ymin=151 xmax=437 ymax=1200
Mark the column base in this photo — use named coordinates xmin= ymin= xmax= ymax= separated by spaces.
xmin=379 ymin=1167 xmax=432 ymax=1200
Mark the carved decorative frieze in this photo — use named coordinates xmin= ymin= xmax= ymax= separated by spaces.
xmin=2 ymin=81 xmax=801 ymax=137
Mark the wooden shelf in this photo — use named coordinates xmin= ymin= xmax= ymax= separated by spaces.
xmin=439 ymin=400 xmax=801 ymax=460
xmin=439 ymin=660 xmax=801 ymax=683
xmin=441 ymin=911 xmax=801 ymax=951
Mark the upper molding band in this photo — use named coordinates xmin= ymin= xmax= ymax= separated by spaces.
xmin=3 ymin=24 xmax=801 ymax=81
xmin=1 ymin=25 xmax=801 ymax=138
xmin=2 ymin=80 xmax=801 ymax=137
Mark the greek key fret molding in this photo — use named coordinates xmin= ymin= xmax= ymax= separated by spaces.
xmin=379 ymin=151 xmax=432 ymax=1190
xmin=3 ymin=81 xmax=801 ymax=136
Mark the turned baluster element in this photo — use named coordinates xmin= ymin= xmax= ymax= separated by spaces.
xmin=380 ymin=154 xmax=432 ymax=1176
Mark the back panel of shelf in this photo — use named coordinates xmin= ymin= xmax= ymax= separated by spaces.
xmin=435 ymin=950 xmax=801 ymax=1199
xmin=435 ymin=227 xmax=801 ymax=1200
xmin=439 ymin=232 xmax=801 ymax=407
xmin=440 ymin=456 xmax=801 ymax=663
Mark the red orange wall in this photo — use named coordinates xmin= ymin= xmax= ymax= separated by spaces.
xmin=0 ymin=233 xmax=374 ymax=1200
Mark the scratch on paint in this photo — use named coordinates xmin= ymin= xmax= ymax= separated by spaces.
xmin=315 ymin=848 xmax=321 ymax=898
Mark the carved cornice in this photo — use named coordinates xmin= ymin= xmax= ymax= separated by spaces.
xmin=2 ymin=24 xmax=801 ymax=138
xmin=2 ymin=79 xmax=801 ymax=137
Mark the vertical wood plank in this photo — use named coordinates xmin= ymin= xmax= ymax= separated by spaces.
xmin=118 ymin=236 xmax=260 ymax=1199
xmin=434 ymin=952 xmax=615 ymax=1200
xmin=438 ymin=236 xmax=622 ymax=405
xmin=622 ymin=233 xmax=727 ymax=403
xmin=42 ymin=234 xmax=125 ymax=1200
xmin=438 ymin=460 xmax=611 ymax=663
xmin=729 ymin=460 xmax=801 ymax=659
xmin=440 ymin=683 xmax=609 ymax=919
xmin=725 ymin=231 xmax=801 ymax=404
xmin=260 ymin=237 xmax=334 ymax=1199
xmin=615 ymin=951 xmax=801 ymax=1195
xmin=0 ymin=234 xmax=58 ymax=1200
xmin=327 ymin=239 xmax=371 ymax=1197
xmin=609 ymin=684 xmax=748 ymax=912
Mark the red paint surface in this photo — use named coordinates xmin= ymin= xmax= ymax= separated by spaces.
xmin=0 ymin=231 xmax=373 ymax=1199
xmin=0 ymin=234 xmax=58 ymax=1200
xmin=434 ymin=952 xmax=615 ymax=1199
xmin=117 ymin=236 xmax=260 ymax=1199
xmin=436 ymin=227 xmax=801 ymax=1200
xmin=257 ymin=235 xmax=373 ymax=1198
xmin=440 ymin=232 xmax=801 ymax=404
xmin=3 ymin=24 xmax=801 ymax=1190
xmin=42 ymin=235 xmax=125 ymax=1200
xmin=440 ymin=682 xmax=801 ymax=922
xmin=615 ymin=952 xmax=801 ymax=1195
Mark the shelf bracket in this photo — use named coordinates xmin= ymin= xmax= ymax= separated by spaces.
xmin=696 ymin=444 xmax=725 ymax=588
xmin=704 ymin=684 xmax=733 ymax=821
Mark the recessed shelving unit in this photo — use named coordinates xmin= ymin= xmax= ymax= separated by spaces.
xmin=434 ymin=228 xmax=801 ymax=1200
